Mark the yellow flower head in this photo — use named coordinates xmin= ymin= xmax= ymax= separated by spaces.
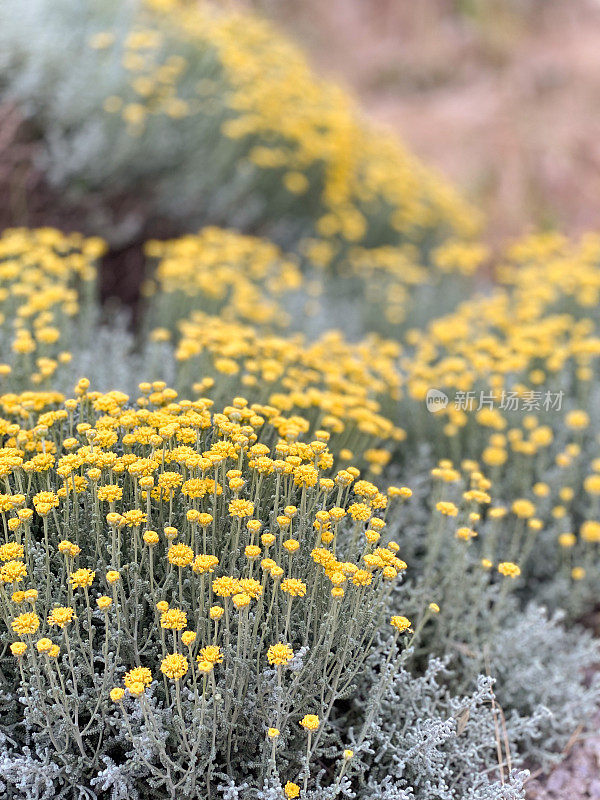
xmin=284 ymin=783 xmax=300 ymax=799
xmin=390 ymin=615 xmax=412 ymax=633
xmin=581 ymin=521 xmax=600 ymax=543
xmin=280 ymin=578 xmax=307 ymax=597
xmin=128 ymin=681 xmax=146 ymax=698
xmin=168 ymin=543 xmax=194 ymax=567
xmin=228 ymin=499 xmax=254 ymax=518
xmin=97 ymin=596 xmax=112 ymax=611
xmin=70 ymin=568 xmax=95 ymax=589
xmin=299 ymin=714 xmax=320 ymax=732
xmin=110 ymin=687 xmax=125 ymax=703
xmin=511 ymin=499 xmax=535 ymax=519
xmin=143 ymin=530 xmax=160 ymax=546
xmin=160 ymin=608 xmax=187 ymax=630
xmin=497 ymin=562 xmax=521 ymax=578
xmin=192 ymin=554 xmax=219 ymax=574
xmin=267 ymin=643 xmax=294 ymax=666
xmin=47 ymin=607 xmax=74 ymax=628
xmin=181 ymin=630 xmax=197 ymax=647
xmin=436 ymin=501 xmax=458 ymax=517
xmin=0 ymin=542 xmax=24 ymax=562
xmin=161 ymin=652 xmax=188 ymax=681
xmin=10 ymin=641 xmax=27 ymax=657
xmin=199 ymin=645 xmax=223 ymax=664
xmin=0 ymin=560 xmax=27 ymax=584
xmin=124 ymin=666 xmax=152 ymax=689
xmin=12 ymin=612 xmax=40 ymax=636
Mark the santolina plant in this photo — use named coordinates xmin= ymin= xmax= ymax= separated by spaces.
xmin=0 ymin=0 xmax=477 ymax=260
xmin=0 ymin=381 xmax=421 ymax=798
xmin=0 ymin=228 xmax=104 ymax=389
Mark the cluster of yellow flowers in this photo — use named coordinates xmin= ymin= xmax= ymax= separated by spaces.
xmin=1 ymin=379 xmax=413 ymax=791
xmin=405 ymin=232 xmax=600 ymax=422
xmin=157 ymin=311 xmax=404 ymax=467
xmin=90 ymin=0 xmax=477 ymax=260
xmin=144 ymin=227 xmax=303 ymax=328
xmin=0 ymin=228 xmax=104 ymax=387
xmin=397 ymin=222 xmax=600 ymax=594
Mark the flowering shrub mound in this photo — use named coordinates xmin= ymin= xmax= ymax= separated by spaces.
xmin=395 ymin=232 xmax=600 ymax=611
xmin=0 ymin=0 xmax=477 ymax=260
xmin=0 ymin=382 xmax=421 ymax=798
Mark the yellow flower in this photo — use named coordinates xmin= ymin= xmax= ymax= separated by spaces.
xmin=581 ymin=521 xmax=600 ymax=543
xmin=558 ymin=533 xmax=576 ymax=548
xmin=280 ymin=578 xmax=307 ymax=597
xmin=0 ymin=560 xmax=27 ymax=584
xmin=299 ymin=714 xmax=319 ymax=732
xmin=436 ymin=501 xmax=458 ymax=517
xmin=122 ymin=509 xmax=147 ymax=528
xmin=284 ymin=782 xmax=300 ymax=799
xmin=124 ymin=667 xmax=152 ymax=689
xmin=128 ymin=681 xmax=146 ymax=698
xmin=511 ymin=499 xmax=535 ymax=519
xmin=110 ymin=687 xmax=125 ymax=703
xmin=161 ymin=653 xmax=188 ymax=681
xmin=212 ymin=576 xmax=240 ymax=597
xmin=267 ymin=643 xmax=294 ymax=666
xmin=10 ymin=641 xmax=27 ymax=657
xmin=181 ymin=630 xmax=197 ymax=647
xmin=192 ymin=554 xmax=219 ymax=574
xmin=228 ymin=499 xmax=254 ymax=518
xmin=565 ymin=410 xmax=589 ymax=429
xmin=232 ymin=592 xmax=251 ymax=609
xmin=12 ymin=612 xmax=40 ymax=636
xmin=497 ymin=562 xmax=521 ymax=578
xmin=47 ymin=607 xmax=74 ymax=628
xmin=143 ymin=530 xmax=160 ymax=546
xmin=455 ymin=527 xmax=477 ymax=541
xmin=70 ymin=568 xmax=95 ymax=589
xmin=160 ymin=608 xmax=187 ymax=630
xmin=390 ymin=615 xmax=412 ymax=633
xmin=267 ymin=727 xmax=280 ymax=739
xmin=167 ymin=543 xmax=194 ymax=567
xmin=0 ymin=542 xmax=24 ymax=562
xmin=97 ymin=596 xmax=112 ymax=611
xmin=197 ymin=645 xmax=222 ymax=665
xmin=347 ymin=502 xmax=371 ymax=522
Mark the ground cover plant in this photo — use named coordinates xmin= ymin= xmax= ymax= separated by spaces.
xmin=0 ymin=2 xmax=599 ymax=800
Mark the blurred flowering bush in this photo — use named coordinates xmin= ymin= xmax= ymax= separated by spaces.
xmin=0 ymin=0 xmax=476 ymax=258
